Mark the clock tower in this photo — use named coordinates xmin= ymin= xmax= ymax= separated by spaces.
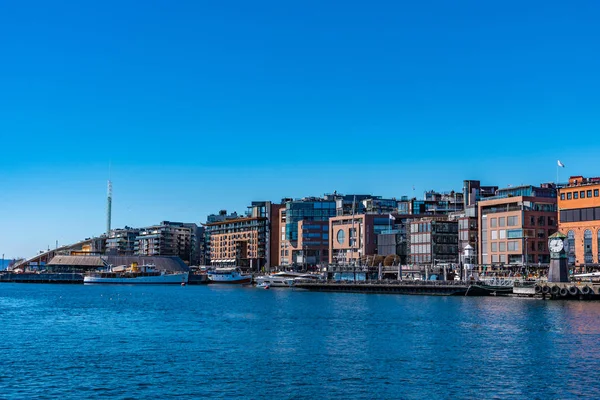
xmin=548 ymin=231 xmax=568 ymax=282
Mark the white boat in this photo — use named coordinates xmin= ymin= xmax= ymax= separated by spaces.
xmin=255 ymin=272 xmax=295 ymax=287
xmin=84 ymin=264 xmax=188 ymax=285
xmin=255 ymin=271 xmax=324 ymax=287
xmin=207 ymin=267 xmax=252 ymax=284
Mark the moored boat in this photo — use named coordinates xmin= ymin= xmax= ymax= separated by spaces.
xmin=84 ymin=263 xmax=188 ymax=285
xmin=207 ymin=267 xmax=252 ymax=284
xmin=255 ymin=271 xmax=323 ymax=287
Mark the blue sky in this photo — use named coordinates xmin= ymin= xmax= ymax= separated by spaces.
xmin=1 ymin=0 xmax=599 ymax=258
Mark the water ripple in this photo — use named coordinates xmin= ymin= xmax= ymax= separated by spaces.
xmin=1 ymin=285 xmax=600 ymax=399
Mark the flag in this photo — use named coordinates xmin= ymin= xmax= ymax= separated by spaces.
xmin=389 ymin=214 xmax=395 ymax=220
xmin=557 ymin=160 xmax=565 ymax=168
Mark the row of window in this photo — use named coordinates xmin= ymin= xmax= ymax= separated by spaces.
xmin=561 ymin=189 xmax=600 ymax=200
xmin=489 ymin=216 xmax=519 ymax=227
xmin=490 ymin=240 xmax=546 ymax=252
xmin=560 ymin=207 xmax=600 ymax=223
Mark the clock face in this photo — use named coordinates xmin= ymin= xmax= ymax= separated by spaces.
xmin=549 ymin=238 xmax=564 ymax=253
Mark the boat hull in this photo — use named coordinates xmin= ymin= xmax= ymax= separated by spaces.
xmin=207 ymin=275 xmax=252 ymax=284
xmin=255 ymin=276 xmax=294 ymax=287
xmin=84 ymin=272 xmax=189 ymax=284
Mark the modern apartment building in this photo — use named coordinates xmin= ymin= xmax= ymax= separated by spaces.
xmin=557 ymin=176 xmax=600 ymax=266
xmin=478 ymin=185 xmax=557 ymax=266
xmin=278 ymin=195 xmax=337 ymax=268
xmin=329 ymin=214 xmax=397 ymax=264
xmin=206 ymin=216 xmax=267 ymax=270
xmin=206 ymin=202 xmax=281 ymax=271
xmin=134 ymin=221 xmax=198 ymax=264
xmin=203 ymin=210 xmax=240 ymax=265
xmin=462 ymin=180 xmax=498 ymax=208
xmin=397 ymin=191 xmax=464 ymax=215
xmin=408 ymin=217 xmax=458 ymax=265
xmin=360 ymin=197 xmax=398 ymax=215
xmin=106 ymin=228 xmax=140 ymax=256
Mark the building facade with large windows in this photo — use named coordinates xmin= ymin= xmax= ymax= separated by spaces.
xmin=558 ymin=176 xmax=600 ymax=267
xmin=408 ymin=217 xmax=458 ymax=265
xmin=278 ymin=195 xmax=337 ymax=269
xmin=477 ymin=185 xmax=557 ymax=267
xmin=329 ymin=214 xmax=398 ymax=265
xmin=206 ymin=201 xmax=281 ymax=271
xmin=134 ymin=221 xmax=198 ymax=264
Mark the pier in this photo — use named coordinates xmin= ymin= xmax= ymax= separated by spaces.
xmin=0 ymin=272 xmax=84 ymax=284
xmin=531 ymin=282 xmax=600 ymax=300
xmin=294 ymin=280 xmax=494 ymax=296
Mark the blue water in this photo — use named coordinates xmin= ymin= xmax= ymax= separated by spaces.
xmin=1 ymin=285 xmax=600 ymax=399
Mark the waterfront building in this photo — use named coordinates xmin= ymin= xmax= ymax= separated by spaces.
xmin=557 ymin=175 xmax=600 ymax=266
xmin=106 ymin=228 xmax=140 ymax=256
xmin=462 ymin=180 xmax=498 ymax=208
xmin=477 ymin=184 xmax=557 ymax=266
xmin=203 ymin=210 xmax=240 ymax=265
xmin=408 ymin=217 xmax=458 ymax=265
xmin=335 ymin=194 xmax=372 ymax=216
xmin=376 ymin=215 xmax=419 ymax=264
xmin=134 ymin=221 xmax=197 ymax=264
xmin=329 ymin=214 xmax=403 ymax=264
xmin=397 ymin=191 xmax=464 ymax=215
xmin=206 ymin=202 xmax=281 ymax=271
xmin=361 ymin=197 xmax=399 ymax=214
xmin=278 ymin=195 xmax=337 ymax=269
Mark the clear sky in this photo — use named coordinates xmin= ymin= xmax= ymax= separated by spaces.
xmin=1 ymin=0 xmax=599 ymax=258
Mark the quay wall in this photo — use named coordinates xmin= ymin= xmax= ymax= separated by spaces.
xmin=0 ymin=273 xmax=84 ymax=284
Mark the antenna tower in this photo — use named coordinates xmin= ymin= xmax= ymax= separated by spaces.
xmin=106 ymin=180 xmax=112 ymax=235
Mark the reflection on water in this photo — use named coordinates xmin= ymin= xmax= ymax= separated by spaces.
xmin=0 ymin=284 xmax=600 ymax=399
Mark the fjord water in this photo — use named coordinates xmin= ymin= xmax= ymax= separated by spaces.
xmin=1 ymin=285 xmax=600 ymax=399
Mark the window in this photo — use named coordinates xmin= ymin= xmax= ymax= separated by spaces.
xmin=507 ymin=229 xmax=523 ymax=239
xmin=500 ymin=254 xmax=506 ymax=263
xmin=492 ymin=255 xmax=499 ymax=263
xmin=508 ymin=241 xmax=518 ymax=251
xmin=574 ymin=192 xmax=579 ymax=199
xmin=499 ymin=242 xmax=506 ymax=251
xmin=530 ymin=216 xmax=535 ymax=226
xmin=490 ymin=218 xmax=497 ymax=228
xmin=580 ymin=191 xmax=585 ymax=198
xmin=537 ymin=216 xmax=545 ymax=226
xmin=336 ymin=230 xmax=345 ymax=245
xmin=582 ymin=208 xmax=595 ymax=221
xmin=548 ymin=216 xmax=555 ymax=226
xmin=584 ymin=230 xmax=593 ymax=263
xmin=507 ymin=216 xmax=518 ymax=226
xmin=588 ymin=190 xmax=593 ymax=198
xmin=499 ymin=230 xmax=506 ymax=239
xmin=561 ymin=193 xmax=565 ymax=200
xmin=537 ymin=242 xmax=545 ymax=252
xmin=491 ymin=230 xmax=498 ymax=240
xmin=598 ymin=231 xmax=600 ymax=262
xmin=499 ymin=217 xmax=506 ymax=227
xmin=491 ymin=242 xmax=497 ymax=252
xmin=568 ymin=231 xmax=575 ymax=264
xmin=595 ymin=189 xmax=599 ymax=197
xmin=567 ymin=192 xmax=572 ymax=200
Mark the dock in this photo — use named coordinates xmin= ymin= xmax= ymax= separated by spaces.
xmin=0 ymin=272 xmax=84 ymax=284
xmin=294 ymin=280 xmax=495 ymax=296
xmin=531 ymin=282 xmax=600 ymax=300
